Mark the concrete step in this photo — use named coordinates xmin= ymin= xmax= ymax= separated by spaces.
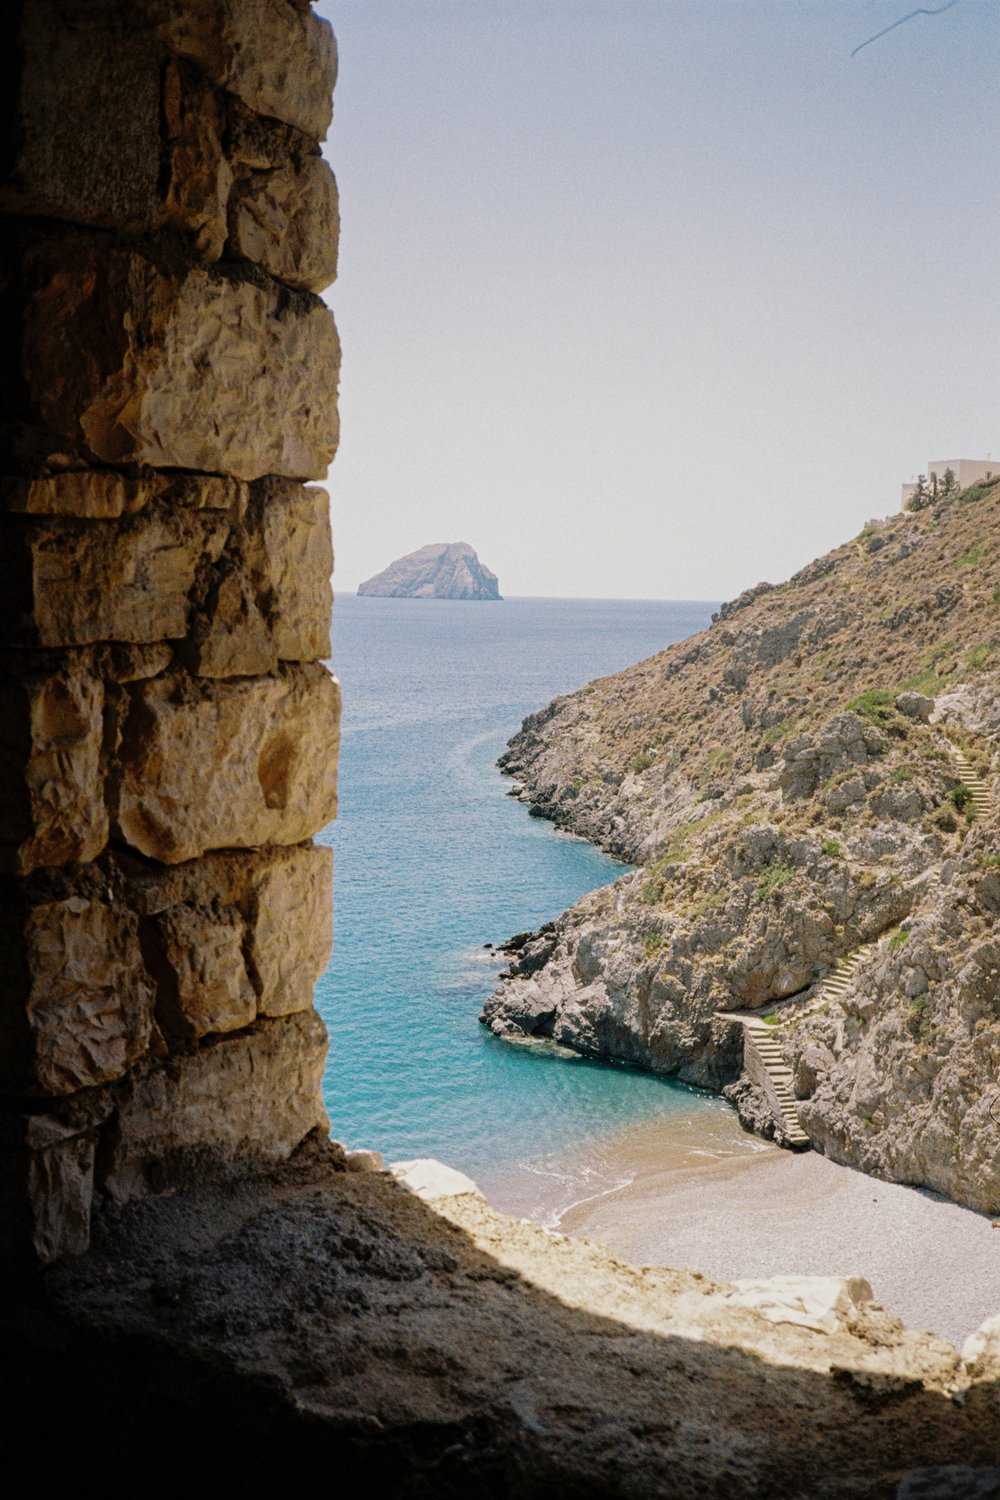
xmin=742 ymin=1024 xmax=810 ymax=1147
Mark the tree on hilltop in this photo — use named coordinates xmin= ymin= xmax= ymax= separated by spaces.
xmin=906 ymin=474 xmax=931 ymax=511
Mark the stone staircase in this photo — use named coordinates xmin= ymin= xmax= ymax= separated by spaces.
xmin=778 ymin=949 xmax=865 ymax=1027
xmin=716 ymin=1009 xmax=811 ymax=1147
xmin=741 ymin=1017 xmax=811 ymax=1146
xmin=947 ymin=744 xmax=996 ymax=819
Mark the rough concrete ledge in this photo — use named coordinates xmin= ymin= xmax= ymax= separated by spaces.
xmin=5 ymin=1138 xmax=998 ymax=1498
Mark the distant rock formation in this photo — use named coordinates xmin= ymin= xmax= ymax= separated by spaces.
xmin=358 ymin=542 xmax=501 ymax=600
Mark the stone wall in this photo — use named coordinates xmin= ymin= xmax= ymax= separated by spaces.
xmin=0 ymin=0 xmax=340 ymax=1267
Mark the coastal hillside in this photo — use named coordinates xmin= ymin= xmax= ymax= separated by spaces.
xmin=483 ymin=484 xmax=1000 ymax=1213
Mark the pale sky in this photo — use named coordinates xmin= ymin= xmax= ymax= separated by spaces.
xmin=315 ymin=0 xmax=997 ymax=600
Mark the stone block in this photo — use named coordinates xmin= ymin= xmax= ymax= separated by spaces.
xmin=178 ymin=562 xmax=278 ymax=680
xmin=162 ymin=58 xmax=232 ymax=260
xmin=0 ymin=1114 xmax=96 ymax=1269
xmin=0 ymin=661 xmax=107 ymax=875
xmin=153 ymin=0 xmax=337 ymax=140
xmin=147 ymin=902 xmax=256 ymax=1040
xmin=114 ymin=665 xmax=340 ymax=862
xmin=19 ymin=237 xmax=340 ymax=481
xmin=104 ymin=644 xmax=177 ymax=684
xmin=247 ymin=845 xmax=333 ymax=1016
xmin=101 ymin=1008 xmax=329 ymax=1201
xmin=1 ymin=472 xmax=152 ymax=520
xmin=1 ymin=2 xmax=334 ymax=242
xmin=0 ymin=0 xmax=162 ymax=230
xmin=3 ymin=509 xmax=229 ymax=648
xmin=25 ymin=1116 xmax=96 ymax=1263
xmin=0 ymin=471 xmax=247 ymax=521
xmin=0 ymin=896 xmax=154 ymax=1097
xmin=250 ymin=480 xmax=333 ymax=661
xmin=229 ymin=155 xmax=339 ymax=292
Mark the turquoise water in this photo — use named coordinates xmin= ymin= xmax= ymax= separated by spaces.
xmin=316 ymin=594 xmax=722 ymax=1177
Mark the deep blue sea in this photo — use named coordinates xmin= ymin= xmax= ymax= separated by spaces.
xmin=315 ymin=595 xmax=729 ymax=1187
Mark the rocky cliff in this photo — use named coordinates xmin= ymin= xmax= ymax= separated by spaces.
xmin=483 ymin=487 xmax=1000 ymax=1213
xmin=358 ymin=541 xmax=501 ymax=599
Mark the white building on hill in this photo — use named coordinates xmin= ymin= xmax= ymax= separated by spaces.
xmin=901 ymin=457 xmax=995 ymax=508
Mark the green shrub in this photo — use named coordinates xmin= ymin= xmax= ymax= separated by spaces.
xmin=899 ymin=666 xmax=957 ymax=696
xmin=760 ymin=720 xmax=791 ymax=749
xmin=641 ymin=876 xmax=664 ymax=905
xmin=967 ymin=643 xmax=992 ymax=671
xmin=847 ymin=690 xmax=905 ymax=732
xmin=640 ymin=931 xmax=664 ymax=956
xmin=957 ymin=543 xmax=987 ymax=569
xmin=701 ymin=746 xmax=734 ymax=781
xmin=980 ymin=852 xmax=1000 ymax=871
xmin=757 ymin=859 xmax=795 ymax=902
xmin=907 ymin=993 xmax=936 ymax=1044
xmin=628 ymin=750 xmax=655 ymax=774
xmin=888 ymin=927 xmax=909 ymax=952
xmin=949 ymin=784 xmax=975 ymax=821
xmin=821 ymin=838 xmax=842 ymax=859
xmin=959 ymin=477 xmax=1000 ymax=505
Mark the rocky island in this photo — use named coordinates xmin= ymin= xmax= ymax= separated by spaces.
xmin=484 ymin=482 xmax=1000 ymax=1216
xmin=358 ymin=541 xmax=501 ymax=600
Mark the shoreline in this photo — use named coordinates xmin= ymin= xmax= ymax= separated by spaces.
xmin=479 ymin=1111 xmax=1000 ymax=1348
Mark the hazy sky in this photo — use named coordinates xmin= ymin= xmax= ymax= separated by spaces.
xmin=315 ymin=1 xmax=997 ymax=600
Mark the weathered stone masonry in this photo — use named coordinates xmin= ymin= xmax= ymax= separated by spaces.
xmin=0 ymin=0 xmax=340 ymax=1267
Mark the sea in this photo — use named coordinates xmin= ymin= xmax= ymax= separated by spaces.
xmin=315 ymin=593 xmax=758 ymax=1217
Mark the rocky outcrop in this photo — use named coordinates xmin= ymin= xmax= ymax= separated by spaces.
xmin=788 ymin=828 xmax=1000 ymax=1214
xmin=358 ymin=541 xmax=501 ymax=600
xmin=0 ymin=0 xmax=340 ymax=1269
xmin=485 ymin=493 xmax=1000 ymax=1212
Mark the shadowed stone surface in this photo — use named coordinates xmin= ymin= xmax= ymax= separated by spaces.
xmin=102 ymin=1010 xmax=329 ymax=1203
xmin=14 ymin=238 xmax=340 ymax=480
xmin=0 ymin=662 xmax=107 ymax=875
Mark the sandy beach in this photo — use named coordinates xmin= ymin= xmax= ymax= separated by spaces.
xmin=480 ymin=1110 xmax=1000 ymax=1348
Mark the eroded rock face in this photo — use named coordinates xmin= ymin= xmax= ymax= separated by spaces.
xmin=25 ymin=1152 xmax=1000 ymax=1495
xmin=788 ymin=830 xmax=1000 ymax=1214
